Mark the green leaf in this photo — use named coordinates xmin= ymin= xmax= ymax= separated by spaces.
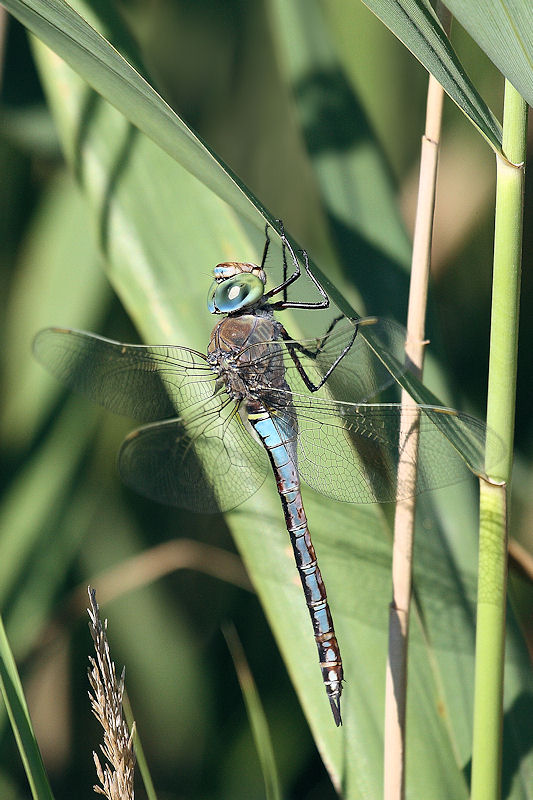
xmin=269 ymin=0 xmax=412 ymax=273
xmin=0 ymin=170 xmax=109 ymax=448
xmin=443 ymin=1 xmax=533 ymax=122
xmin=268 ymin=0 xmax=413 ymax=322
xmin=0 ymin=401 xmax=99 ymax=609
xmin=355 ymin=0 xmax=503 ymax=152
xmin=0 ymin=616 xmax=54 ymax=800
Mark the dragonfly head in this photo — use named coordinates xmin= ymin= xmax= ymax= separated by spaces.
xmin=207 ymin=262 xmax=266 ymax=314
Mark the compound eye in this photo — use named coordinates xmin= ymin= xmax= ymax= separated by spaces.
xmin=207 ymin=274 xmax=264 ymax=314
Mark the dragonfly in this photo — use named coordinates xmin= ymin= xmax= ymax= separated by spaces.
xmin=33 ymin=224 xmax=492 ymax=726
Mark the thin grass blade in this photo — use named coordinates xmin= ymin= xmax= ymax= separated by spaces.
xmin=223 ymin=623 xmax=282 ymax=800
xmin=0 ymin=615 xmax=54 ymax=800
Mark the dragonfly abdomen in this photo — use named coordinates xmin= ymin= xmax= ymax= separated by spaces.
xmin=249 ymin=407 xmax=344 ymax=726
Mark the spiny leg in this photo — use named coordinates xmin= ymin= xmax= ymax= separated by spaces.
xmin=263 ymin=221 xmax=357 ymax=388
xmin=260 ymin=223 xmax=271 ymax=272
xmin=280 ymin=320 xmax=359 ymax=392
xmin=265 ymin=222 xmax=330 ymax=310
xmin=263 ymin=219 xmax=301 ymax=301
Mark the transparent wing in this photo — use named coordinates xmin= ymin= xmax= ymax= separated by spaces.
xmin=240 ymin=316 xmax=408 ymax=404
xmin=294 ymin=316 xmax=408 ymax=402
xmin=265 ymin=393 xmax=500 ymax=503
xmin=118 ymin=401 xmax=269 ymax=512
xmin=33 ymin=327 xmax=215 ymax=421
xmin=34 ymin=321 xmax=497 ymax=511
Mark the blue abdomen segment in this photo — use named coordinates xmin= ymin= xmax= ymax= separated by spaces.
xmin=250 ymin=408 xmax=343 ymax=725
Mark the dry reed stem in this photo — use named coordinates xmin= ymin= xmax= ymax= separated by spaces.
xmin=87 ymin=587 xmax=135 ymax=800
xmin=383 ymin=6 xmax=451 ymax=798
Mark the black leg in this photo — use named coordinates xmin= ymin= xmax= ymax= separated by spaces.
xmin=281 ymin=223 xmax=289 ymax=303
xmin=263 ymin=222 xmax=330 ymax=309
xmin=307 ymin=314 xmax=346 ymax=355
xmin=275 ymin=220 xmax=289 ymax=303
xmin=263 ymin=221 xmax=301 ymax=301
xmin=275 ymin=314 xmax=344 ymax=361
xmin=260 ymin=224 xmax=271 ymax=271
xmin=280 ymin=320 xmax=358 ymax=392
xmin=270 ymin=243 xmax=330 ymax=310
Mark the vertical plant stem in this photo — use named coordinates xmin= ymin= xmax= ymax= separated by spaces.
xmin=383 ymin=7 xmax=450 ymax=798
xmin=471 ymin=80 xmax=527 ymax=800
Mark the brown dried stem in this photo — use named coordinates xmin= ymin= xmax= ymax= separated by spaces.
xmin=383 ymin=5 xmax=451 ymax=798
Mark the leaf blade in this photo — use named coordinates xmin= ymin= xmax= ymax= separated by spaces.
xmin=443 ymin=0 xmax=533 ymax=115
xmin=357 ymin=0 xmax=503 ymax=151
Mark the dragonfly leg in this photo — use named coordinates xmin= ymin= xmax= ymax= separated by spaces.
xmin=262 ymin=221 xmax=291 ymax=303
xmin=280 ymin=222 xmax=289 ymax=303
xmin=265 ymin=223 xmax=330 ymax=310
xmin=304 ymin=314 xmax=348 ymax=354
xmin=263 ymin=219 xmax=300 ymax=301
xmin=260 ymin=222 xmax=271 ymax=272
xmin=280 ymin=319 xmax=359 ymax=392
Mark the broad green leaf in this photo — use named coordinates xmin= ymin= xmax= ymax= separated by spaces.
xmin=0 ymin=170 xmax=109 ymax=448
xmin=0 ymin=401 xmax=98 ymax=608
xmin=354 ymin=0 xmax=503 ymax=152
xmin=269 ymin=0 xmax=412 ymax=281
xmin=443 ymin=1 xmax=533 ymax=119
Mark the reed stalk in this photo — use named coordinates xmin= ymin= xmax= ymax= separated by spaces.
xmin=470 ymin=80 xmax=527 ymax=800
xmin=383 ymin=7 xmax=450 ymax=798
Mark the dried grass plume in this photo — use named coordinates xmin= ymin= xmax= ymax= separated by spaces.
xmin=87 ymin=586 xmax=135 ymax=800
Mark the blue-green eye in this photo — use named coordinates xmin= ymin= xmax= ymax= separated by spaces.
xmin=207 ymin=274 xmax=264 ymax=314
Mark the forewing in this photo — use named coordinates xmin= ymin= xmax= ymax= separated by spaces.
xmin=33 ymin=328 xmax=214 ymax=421
xmin=243 ymin=316 xmax=408 ymax=404
xmin=118 ymin=401 xmax=269 ymax=512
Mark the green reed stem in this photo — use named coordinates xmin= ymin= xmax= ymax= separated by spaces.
xmin=470 ymin=80 xmax=527 ymax=800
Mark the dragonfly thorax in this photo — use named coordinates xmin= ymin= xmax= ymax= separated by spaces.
xmin=207 ymin=314 xmax=288 ymax=403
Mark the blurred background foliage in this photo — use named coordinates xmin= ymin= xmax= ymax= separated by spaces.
xmin=0 ymin=1 xmax=532 ymax=798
